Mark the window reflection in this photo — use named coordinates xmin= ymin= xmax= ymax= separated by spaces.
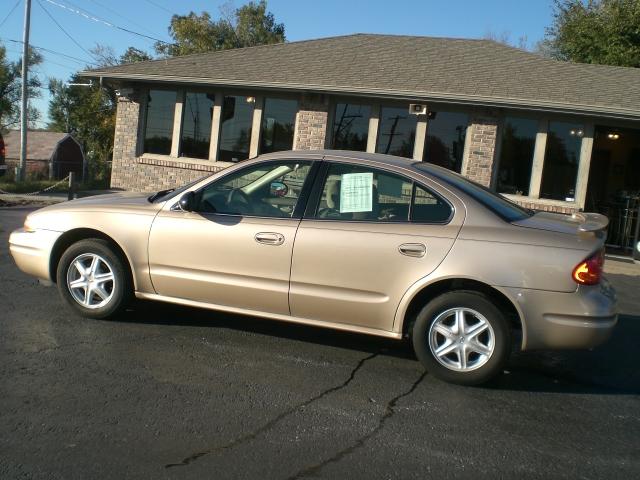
xmin=143 ymin=90 xmax=176 ymax=155
xmin=180 ymin=92 xmax=215 ymax=159
xmin=219 ymin=95 xmax=254 ymax=162
xmin=376 ymin=107 xmax=417 ymax=158
xmin=261 ymin=98 xmax=297 ymax=153
xmin=331 ymin=103 xmax=371 ymax=151
xmin=540 ymin=121 xmax=584 ymax=201
xmin=497 ymin=117 xmax=538 ymax=195
xmin=423 ymin=111 xmax=468 ymax=172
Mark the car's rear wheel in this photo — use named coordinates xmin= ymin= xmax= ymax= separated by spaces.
xmin=56 ymin=239 xmax=131 ymax=319
xmin=411 ymin=291 xmax=511 ymax=385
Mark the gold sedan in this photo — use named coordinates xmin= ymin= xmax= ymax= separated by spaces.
xmin=9 ymin=151 xmax=617 ymax=385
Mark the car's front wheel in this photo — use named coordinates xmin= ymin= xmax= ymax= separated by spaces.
xmin=412 ymin=291 xmax=511 ymax=385
xmin=56 ymin=239 xmax=131 ymax=319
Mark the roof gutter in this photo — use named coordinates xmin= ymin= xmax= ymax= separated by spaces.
xmin=83 ymin=71 xmax=640 ymax=122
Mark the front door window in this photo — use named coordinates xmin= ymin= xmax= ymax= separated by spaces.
xmin=196 ymin=161 xmax=313 ymax=217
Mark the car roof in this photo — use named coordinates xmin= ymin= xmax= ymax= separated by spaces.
xmin=256 ymin=149 xmax=453 ymax=177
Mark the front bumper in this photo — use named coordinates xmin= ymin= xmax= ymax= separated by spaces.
xmin=505 ymin=279 xmax=618 ymax=350
xmin=9 ymin=228 xmax=63 ymax=283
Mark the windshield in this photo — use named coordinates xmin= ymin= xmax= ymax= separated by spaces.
xmin=148 ymin=175 xmax=209 ymax=203
xmin=416 ymin=164 xmax=533 ymax=222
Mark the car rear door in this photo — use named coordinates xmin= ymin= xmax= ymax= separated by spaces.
xmin=148 ymin=159 xmax=317 ymax=316
xmin=289 ymin=160 xmax=465 ymax=333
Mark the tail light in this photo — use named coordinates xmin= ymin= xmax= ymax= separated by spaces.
xmin=0 ymin=138 xmax=5 ymax=157
xmin=572 ymin=249 xmax=604 ymax=285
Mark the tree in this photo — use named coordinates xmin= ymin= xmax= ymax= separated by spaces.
xmin=540 ymin=0 xmax=640 ymax=67
xmin=155 ymin=1 xmax=285 ymax=57
xmin=0 ymin=42 xmax=43 ymax=131
xmin=120 ymin=47 xmax=153 ymax=64
xmin=48 ymin=44 xmax=121 ymax=184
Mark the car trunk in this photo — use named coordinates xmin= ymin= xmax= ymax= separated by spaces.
xmin=512 ymin=211 xmax=608 ymax=252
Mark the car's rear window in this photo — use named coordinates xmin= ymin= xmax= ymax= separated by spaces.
xmin=416 ymin=164 xmax=533 ymax=222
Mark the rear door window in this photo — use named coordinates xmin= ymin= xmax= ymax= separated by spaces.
xmin=313 ymin=163 xmax=451 ymax=223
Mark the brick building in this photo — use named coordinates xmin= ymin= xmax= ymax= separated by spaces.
xmin=81 ymin=34 xmax=640 ymax=217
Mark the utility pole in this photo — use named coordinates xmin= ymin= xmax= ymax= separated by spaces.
xmin=19 ymin=0 xmax=32 ymax=182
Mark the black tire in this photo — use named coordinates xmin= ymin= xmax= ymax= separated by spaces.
xmin=411 ymin=290 xmax=511 ymax=386
xmin=56 ymin=239 xmax=132 ymax=319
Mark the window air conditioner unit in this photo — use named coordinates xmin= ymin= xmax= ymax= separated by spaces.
xmin=409 ymin=104 xmax=427 ymax=115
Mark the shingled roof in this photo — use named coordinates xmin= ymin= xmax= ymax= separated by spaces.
xmin=80 ymin=34 xmax=640 ymax=121
xmin=2 ymin=130 xmax=69 ymax=160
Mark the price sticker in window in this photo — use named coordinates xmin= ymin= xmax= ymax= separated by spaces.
xmin=340 ymin=172 xmax=373 ymax=213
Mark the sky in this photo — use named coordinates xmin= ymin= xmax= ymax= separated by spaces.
xmin=0 ymin=0 xmax=556 ymax=127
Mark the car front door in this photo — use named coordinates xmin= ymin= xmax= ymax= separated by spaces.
xmin=148 ymin=159 xmax=316 ymax=316
xmin=289 ymin=161 xmax=464 ymax=333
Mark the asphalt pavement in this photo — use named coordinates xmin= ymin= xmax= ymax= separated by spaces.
xmin=1 ymin=206 xmax=639 ymax=479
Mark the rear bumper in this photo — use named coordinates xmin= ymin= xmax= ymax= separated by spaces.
xmin=9 ymin=228 xmax=62 ymax=282
xmin=504 ymin=279 xmax=618 ymax=350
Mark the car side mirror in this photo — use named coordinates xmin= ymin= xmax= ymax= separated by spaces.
xmin=179 ymin=191 xmax=196 ymax=212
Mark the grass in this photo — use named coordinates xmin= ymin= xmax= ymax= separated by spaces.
xmin=0 ymin=179 xmax=70 ymax=194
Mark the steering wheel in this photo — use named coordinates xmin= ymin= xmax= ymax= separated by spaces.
xmin=226 ymin=188 xmax=252 ymax=214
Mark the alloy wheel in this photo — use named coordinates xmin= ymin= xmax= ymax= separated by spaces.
xmin=66 ymin=253 xmax=116 ymax=309
xmin=428 ymin=307 xmax=495 ymax=372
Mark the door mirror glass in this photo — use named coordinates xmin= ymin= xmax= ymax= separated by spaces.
xmin=179 ymin=191 xmax=196 ymax=212
xmin=269 ymin=181 xmax=289 ymax=198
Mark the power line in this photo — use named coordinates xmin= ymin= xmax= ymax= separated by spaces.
xmin=36 ymin=0 xmax=97 ymax=61
xmin=142 ymin=0 xmax=174 ymax=15
xmin=41 ymin=0 xmax=175 ymax=46
xmin=87 ymin=0 xmax=165 ymax=40
xmin=0 ymin=0 xmax=21 ymax=29
xmin=1 ymin=37 xmax=98 ymax=66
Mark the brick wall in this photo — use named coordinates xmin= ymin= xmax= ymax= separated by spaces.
xmin=110 ymin=92 xmax=224 ymax=192
xmin=462 ymin=117 xmax=499 ymax=187
xmin=294 ymin=95 xmax=329 ymax=150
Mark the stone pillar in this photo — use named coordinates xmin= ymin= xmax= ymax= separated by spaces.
xmin=293 ymin=94 xmax=329 ymax=150
xmin=111 ymin=90 xmax=143 ymax=190
xmin=461 ymin=116 xmax=499 ymax=187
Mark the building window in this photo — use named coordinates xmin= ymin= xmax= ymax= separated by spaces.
xmin=540 ymin=121 xmax=584 ymax=201
xmin=424 ymin=111 xmax=468 ymax=172
xmin=496 ymin=117 xmax=538 ymax=195
xmin=143 ymin=89 xmax=176 ymax=155
xmin=376 ymin=107 xmax=417 ymax=158
xmin=331 ymin=103 xmax=371 ymax=151
xmin=260 ymin=98 xmax=297 ymax=154
xmin=219 ymin=95 xmax=255 ymax=162
xmin=180 ymin=92 xmax=215 ymax=159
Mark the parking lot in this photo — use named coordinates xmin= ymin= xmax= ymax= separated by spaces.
xmin=1 ymin=205 xmax=639 ymax=479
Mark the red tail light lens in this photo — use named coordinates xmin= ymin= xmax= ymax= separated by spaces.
xmin=572 ymin=249 xmax=604 ymax=285
xmin=0 ymin=139 xmax=5 ymax=157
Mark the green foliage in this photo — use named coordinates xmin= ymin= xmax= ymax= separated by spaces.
xmin=0 ymin=43 xmax=43 ymax=131
xmin=541 ymin=0 xmax=640 ymax=67
xmin=155 ymin=1 xmax=285 ymax=57
xmin=120 ymin=47 xmax=153 ymax=64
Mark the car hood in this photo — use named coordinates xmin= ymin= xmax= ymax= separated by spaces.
xmin=45 ymin=192 xmax=158 ymax=209
xmin=512 ymin=211 xmax=609 ymax=237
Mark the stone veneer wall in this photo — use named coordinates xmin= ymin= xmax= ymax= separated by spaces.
xmin=294 ymin=95 xmax=329 ymax=150
xmin=110 ymin=93 xmax=225 ymax=192
xmin=461 ymin=117 xmax=498 ymax=187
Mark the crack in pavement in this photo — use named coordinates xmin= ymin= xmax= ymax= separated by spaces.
xmin=164 ymin=351 xmax=381 ymax=469
xmin=4 ymin=329 xmax=190 ymax=356
xmin=286 ymin=370 xmax=428 ymax=480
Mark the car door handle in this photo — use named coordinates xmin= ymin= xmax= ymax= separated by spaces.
xmin=255 ymin=232 xmax=285 ymax=246
xmin=398 ymin=243 xmax=426 ymax=258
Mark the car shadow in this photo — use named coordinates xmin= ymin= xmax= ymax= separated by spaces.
xmin=113 ymin=301 xmax=640 ymax=395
